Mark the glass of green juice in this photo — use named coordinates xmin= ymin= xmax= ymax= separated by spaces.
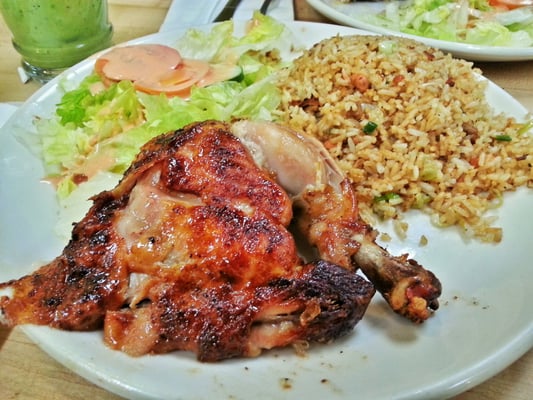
xmin=0 ymin=0 xmax=113 ymax=83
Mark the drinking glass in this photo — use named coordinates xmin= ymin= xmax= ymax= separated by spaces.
xmin=0 ymin=0 xmax=113 ymax=83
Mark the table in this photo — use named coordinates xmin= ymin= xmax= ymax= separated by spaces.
xmin=0 ymin=1 xmax=531 ymax=399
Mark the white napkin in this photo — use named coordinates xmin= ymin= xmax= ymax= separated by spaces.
xmin=159 ymin=0 xmax=294 ymax=32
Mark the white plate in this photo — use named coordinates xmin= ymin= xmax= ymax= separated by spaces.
xmin=1 ymin=21 xmax=532 ymax=400
xmin=306 ymin=0 xmax=533 ymax=61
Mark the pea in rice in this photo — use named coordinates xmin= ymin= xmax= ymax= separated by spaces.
xmin=273 ymin=35 xmax=532 ymax=243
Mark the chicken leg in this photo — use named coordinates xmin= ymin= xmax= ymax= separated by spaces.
xmin=231 ymin=120 xmax=441 ymax=322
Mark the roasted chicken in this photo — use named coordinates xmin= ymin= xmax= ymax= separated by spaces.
xmin=0 ymin=120 xmax=375 ymax=361
xmin=0 ymin=120 xmax=440 ymax=361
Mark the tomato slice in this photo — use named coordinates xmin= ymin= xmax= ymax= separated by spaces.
xmin=196 ymin=64 xmax=242 ymax=88
xmin=489 ymin=0 xmax=533 ymax=9
xmin=93 ymin=44 xmax=240 ymax=98
xmin=94 ymin=58 xmax=118 ymax=87
xmin=133 ymin=59 xmax=210 ymax=96
xmin=96 ymin=44 xmax=183 ymax=82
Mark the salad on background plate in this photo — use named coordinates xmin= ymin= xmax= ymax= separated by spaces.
xmin=364 ymin=0 xmax=533 ymax=46
xmin=306 ymin=0 xmax=533 ymax=61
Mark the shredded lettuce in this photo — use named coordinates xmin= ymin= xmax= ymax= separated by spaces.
xmin=35 ymin=78 xmax=144 ymax=177
xmin=363 ymin=0 xmax=533 ymax=47
xmin=175 ymin=11 xmax=290 ymax=62
xmin=174 ymin=20 xmax=236 ymax=61
xmin=34 ymin=14 xmax=290 ymax=199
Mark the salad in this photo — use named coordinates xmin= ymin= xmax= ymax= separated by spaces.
xmin=31 ymin=12 xmax=296 ymax=205
xmin=363 ymin=0 xmax=533 ymax=47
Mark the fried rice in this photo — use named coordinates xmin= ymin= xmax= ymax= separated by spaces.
xmin=273 ymin=35 xmax=533 ymax=243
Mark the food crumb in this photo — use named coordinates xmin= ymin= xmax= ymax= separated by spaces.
xmin=419 ymin=235 xmax=428 ymax=246
xmin=321 ymin=378 xmax=329 ymax=384
xmin=380 ymin=232 xmax=392 ymax=242
xmin=393 ymin=220 xmax=408 ymax=239
xmin=280 ymin=377 xmax=292 ymax=390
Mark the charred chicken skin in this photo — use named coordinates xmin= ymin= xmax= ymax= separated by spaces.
xmin=0 ymin=120 xmax=377 ymax=361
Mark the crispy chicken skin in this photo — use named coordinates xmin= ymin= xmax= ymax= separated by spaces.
xmin=0 ymin=120 xmax=375 ymax=361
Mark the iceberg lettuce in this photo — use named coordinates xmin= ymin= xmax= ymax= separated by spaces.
xmin=35 ymin=14 xmax=289 ymax=199
xmin=365 ymin=0 xmax=533 ymax=46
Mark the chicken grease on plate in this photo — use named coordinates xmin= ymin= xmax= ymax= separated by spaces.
xmin=0 ymin=120 xmax=441 ymax=361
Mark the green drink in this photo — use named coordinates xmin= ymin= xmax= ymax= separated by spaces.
xmin=0 ymin=0 xmax=113 ymax=83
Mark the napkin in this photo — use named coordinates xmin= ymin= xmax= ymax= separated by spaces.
xmin=159 ymin=0 xmax=294 ymax=32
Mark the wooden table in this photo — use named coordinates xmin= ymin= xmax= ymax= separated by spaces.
xmin=0 ymin=1 xmax=531 ymax=399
